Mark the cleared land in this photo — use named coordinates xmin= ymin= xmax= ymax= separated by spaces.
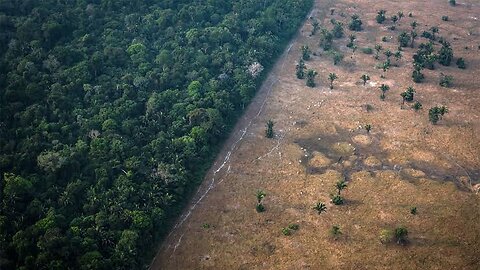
xmin=151 ymin=0 xmax=480 ymax=269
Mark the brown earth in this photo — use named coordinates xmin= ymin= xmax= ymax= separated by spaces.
xmin=150 ymin=0 xmax=480 ymax=269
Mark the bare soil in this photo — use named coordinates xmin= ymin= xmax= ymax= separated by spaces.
xmin=150 ymin=0 xmax=480 ymax=269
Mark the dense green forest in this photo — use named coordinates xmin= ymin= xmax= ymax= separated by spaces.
xmin=0 ymin=0 xmax=312 ymax=268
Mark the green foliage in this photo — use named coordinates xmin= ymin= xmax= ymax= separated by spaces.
xmin=429 ymin=105 xmax=449 ymax=124
xmin=256 ymin=189 xmax=267 ymax=203
xmin=288 ymin=224 xmax=300 ymax=231
xmin=382 ymin=36 xmax=388 ymax=42
xmin=349 ymin=14 xmax=363 ymax=31
xmin=412 ymin=66 xmax=425 ymax=83
xmin=456 ymin=58 xmax=466 ymax=69
xmin=361 ymin=74 xmax=370 ymax=86
xmin=410 ymin=207 xmax=417 ymax=215
xmin=331 ymin=195 xmax=344 ymax=205
xmin=449 ymin=0 xmax=456 ymax=6
xmin=362 ymin=47 xmax=373 ymax=54
xmin=347 ymin=34 xmax=356 ymax=48
xmin=401 ymin=87 xmax=416 ymax=102
xmin=376 ymin=10 xmax=387 ymax=24
xmin=266 ymin=120 xmax=275 ymax=138
xmin=256 ymin=204 xmax=266 ymax=213
xmin=394 ymin=226 xmax=409 ymax=245
xmin=330 ymin=225 xmax=342 ymax=240
xmin=306 ymin=69 xmax=318 ymax=87
xmin=379 ymin=229 xmax=394 ymax=244
xmin=0 ymin=0 xmax=313 ymax=268
xmin=282 ymin=227 xmax=292 ymax=236
xmin=301 ymin=45 xmax=312 ymax=61
xmin=364 ymin=124 xmax=372 ymax=133
xmin=398 ymin=32 xmax=411 ymax=47
xmin=391 ymin=15 xmax=399 ymax=24
xmin=442 ymin=15 xmax=449 ymax=21
xmin=313 ymin=202 xmax=327 ymax=214
xmin=374 ymin=44 xmax=383 ymax=59
xmin=438 ymin=42 xmax=454 ymax=66
xmin=296 ymin=59 xmax=306 ymax=79
xmin=328 ymin=73 xmax=338 ymax=89
xmin=331 ymin=19 xmax=345 ymax=38
xmin=332 ymin=52 xmax=344 ymax=65
xmin=439 ymin=73 xmax=453 ymax=87
xmin=412 ymin=101 xmax=423 ymax=111
xmin=379 ymin=84 xmax=390 ymax=99
xmin=319 ymin=29 xmax=334 ymax=50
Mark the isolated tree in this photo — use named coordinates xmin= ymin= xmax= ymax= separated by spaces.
xmin=301 ymin=45 xmax=311 ymax=61
xmin=296 ymin=59 xmax=306 ymax=79
xmin=384 ymin=49 xmax=393 ymax=60
xmin=379 ymin=83 xmax=390 ymax=100
xmin=410 ymin=21 xmax=418 ymax=29
xmin=330 ymin=225 xmax=342 ymax=240
xmin=374 ymin=44 xmax=383 ymax=59
xmin=328 ymin=73 xmax=338 ymax=89
xmin=400 ymin=86 xmax=415 ymax=104
xmin=397 ymin=11 xmax=404 ymax=21
xmin=394 ymin=226 xmax=409 ymax=245
xmin=364 ymin=124 xmax=372 ymax=133
xmin=306 ymin=69 xmax=318 ymax=87
xmin=361 ymin=74 xmax=370 ymax=86
xmin=376 ymin=10 xmax=387 ymax=24
xmin=456 ymin=57 xmax=466 ymax=69
xmin=335 ymin=179 xmax=347 ymax=196
xmin=313 ymin=202 xmax=327 ymax=214
xmin=265 ymin=120 xmax=274 ymax=138
xmin=429 ymin=105 xmax=449 ymax=124
xmin=391 ymin=15 xmax=399 ymax=25
xmin=349 ymin=14 xmax=363 ymax=31
xmin=256 ymin=189 xmax=267 ymax=212
xmin=381 ymin=61 xmax=390 ymax=78
xmin=398 ymin=31 xmax=411 ymax=47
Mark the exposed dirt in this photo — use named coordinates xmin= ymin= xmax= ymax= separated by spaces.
xmin=150 ymin=0 xmax=480 ymax=269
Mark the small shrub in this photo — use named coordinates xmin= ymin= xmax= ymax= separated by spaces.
xmin=394 ymin=226 xmax=409 ymax=245
xmin=333 ymin=52 xmax=344 ymax=65
xmin=382 ymin=36 xmax=388 ymax=42
xmin=365 ymin=104 xmax=374 ymax=112
xmin=376 ymin=10 xmax=386 ymax=24
xmin=364 ymin=124 xmax=372 ymax=133
xmin=288 ymin=224 xmax=299 ymax=231
xmin=412 ymin=101 xmax=423 ymax=111
xmin=265 ymin=120 xmax=274 ymax=138
xmin=429 ymin=105 xmax=449 ymax=124
xmin=330 ymin=225 xmax=342 ymax=240
xmin=202 ymin=223 xmax=211 ymax=229
xmin=256 ymin=203 xmax=265 ymax=212
xmin=439 ymin=73 xmax=453 ymax=87
xmin=313 ymin=202 xmax=327 ymax=214
xmin=389 ymin=25 xmax=396 ymax=31
xmin=410 ymin=207 xmax=417 ymax=215
xmin=449 ymin=0 xmax=456 ymax=6
xmin=456 ymin=58 xmax=466 ymax=69
xmin=331 ymin=194 xmax=344 ymax=205
xmin=379 ymin=229 xmax=394 ymax=244
xmin=362 ymin=47 xmax=373 ymax=54
xmin=282 ymin=227 xmax=292 ymax=236
xmin=349 ymin=14 xmax=363 ymax=31
xmin=442 ymin=15 xmax=449 ymax=21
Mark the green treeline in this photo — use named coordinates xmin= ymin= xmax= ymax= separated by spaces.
xmin=0 ymin=0 xmax=312 ymax=269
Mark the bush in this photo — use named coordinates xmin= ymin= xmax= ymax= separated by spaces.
xmin=449 ymin=0 xmax=456 ymax=6
xmin=379 ymin=229 xmax=394 ymax=244
xmin=265 ymin=120 xmax=274 ymax=138
xmin=256 ymin=203 xmax=265 ymax=212
xmin=456 ymin=57 xmax=466 ymax=69
xmin=412 ymin=68 xmax=424 ymax=83
xmin=288 ymin=224 xmax=300 ymax=230
xmin=362 ymin=47 xmax=373 ymax=54
xmin=349 ymin=14 xmax=363 ymax=31
xmin=394 ymin=226 xmax=409 ymax=245
xmin=442 ymin=15 xmax=449 ymax=21
xmin=282 ymin=227 xmax=292 ymax=236
xmin=429 ymin=105 xmax=449 ymax=124
xmin=439 ymin=73 xmax=453 ymax=87
xmin=376 ymin=10 xmax=386 ymax=24
xmin=330 ymin=225 xmax=342 ymax=240
xmin=412 ymin=101 xmax=423 ymax=111
xmin=331 ymin=195 xmax=344 ymax=205
xmin=410 ymin=207 xmax=417 ymax=215
xmin=382 ymin=36 xmax=388 ymax=42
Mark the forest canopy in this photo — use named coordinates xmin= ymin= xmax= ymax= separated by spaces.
xmin=0 ymin=0 xmax=312 ymax=269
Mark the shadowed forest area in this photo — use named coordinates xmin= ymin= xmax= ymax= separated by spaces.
xmin=0 ymin=0 xmax=313 ymax=269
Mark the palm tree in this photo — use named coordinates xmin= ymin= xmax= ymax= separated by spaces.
xmin=361 ymin=74 xmax=370 ymax=86
xmin=296 ymin=59 xmax=306 ymax=79
xmin=384 ymin=49 xmax=393 ymax=60
xmin=391 ymin=15 xmax=399 ymax=25
xmin=394 ymin=51 xmax=402 ymax=64
xmin=313 ymin=202 xmax=327 ymax=214
xmin=394 ymin=226 xmax=408 ymax=245
xmin=335 ymin=180 xmax=347 ymax=195
xmin=255 ymin=189 xmax=267 ymax=212
xmin=306 ymin=69 xmax=318 ymax=87
xmin=381 ymin=61 xmax=390 ymax=78
xmin=328 ymin=73 xmax=338 ymax=89
xmin=265 ymin=120 xmax=274 ymax=138
xmin=379 ymin=84 xmax=390 ymax=100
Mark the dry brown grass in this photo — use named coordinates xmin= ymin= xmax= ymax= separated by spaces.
xmin=151 ymin=0 xmax=480 ymax=269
